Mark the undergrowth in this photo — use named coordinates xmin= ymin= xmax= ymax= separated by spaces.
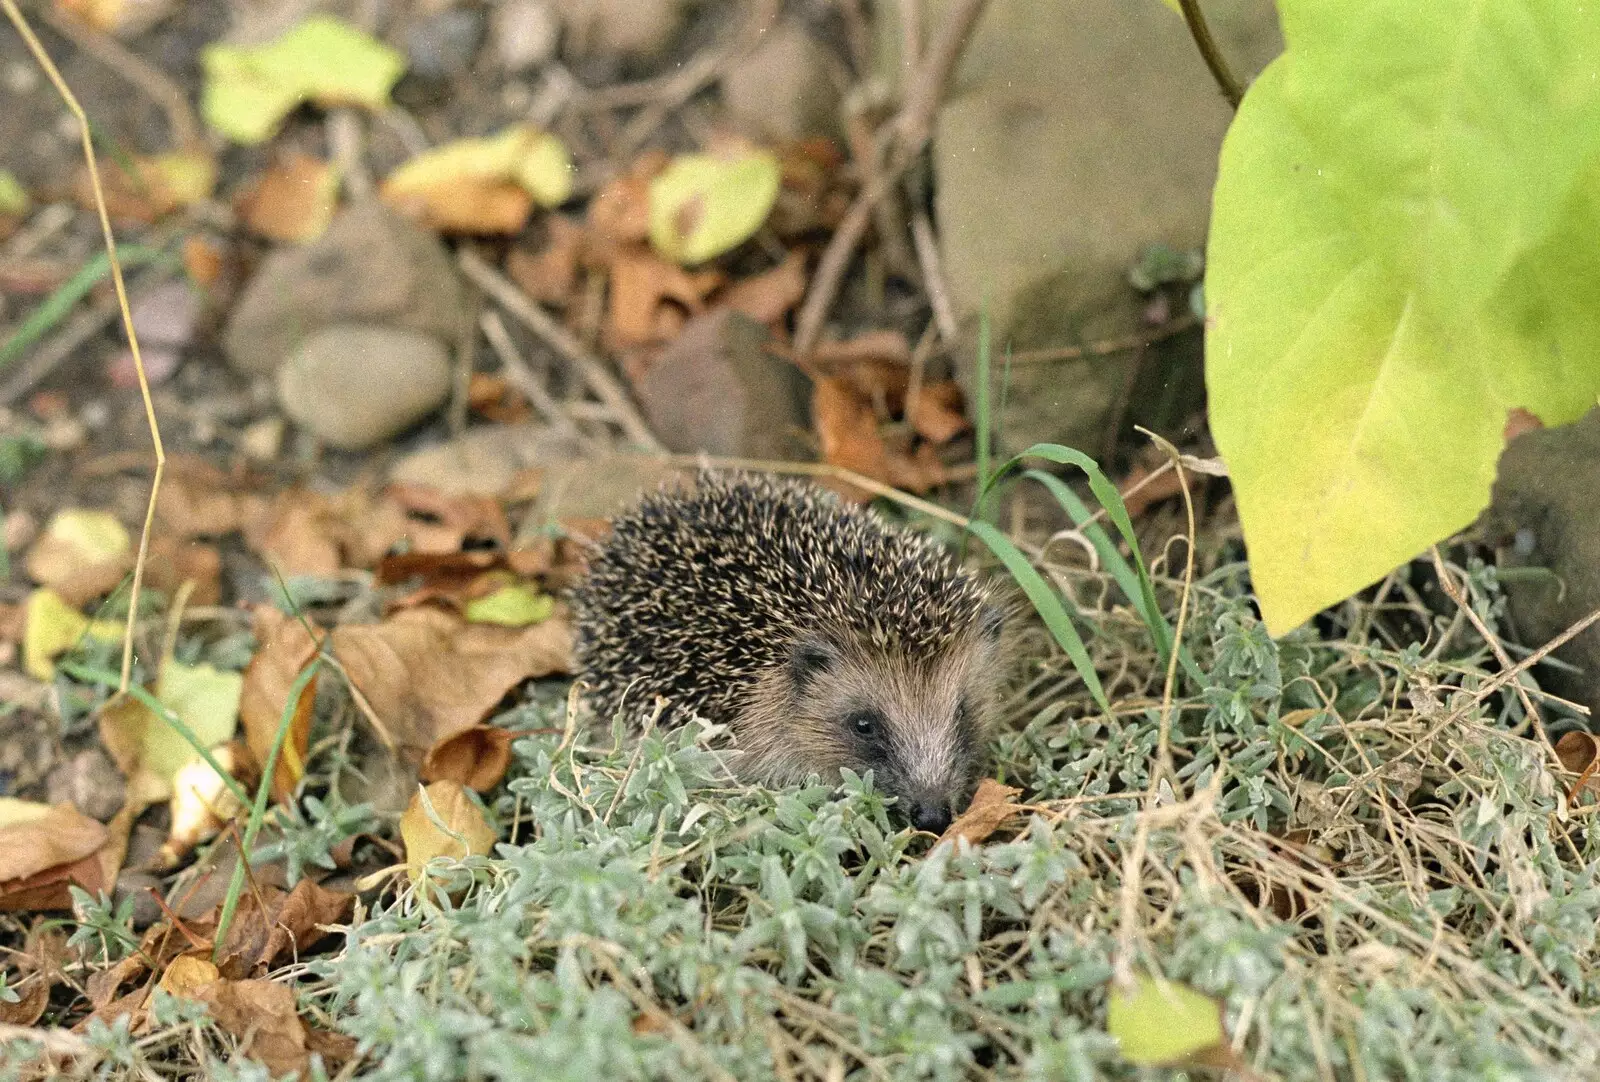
xmin=11 ymin=554 xmax=1597 ymax=1081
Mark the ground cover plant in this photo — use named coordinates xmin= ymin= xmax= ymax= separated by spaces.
xmin=3 ymin=0 xmax=1600 ymax=1079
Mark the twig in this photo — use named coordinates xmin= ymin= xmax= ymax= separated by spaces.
xmin=448 ymin=281 xmax=482 ymax=435
xmin=327 ymin=109 xmax=375 ymax=199
xmin=1006 ymin=313 xmax=1199 ymax=365
xmin=794 ymin=0 xmax=990 ymax=355
xmin=479 ymin=309 xmax=582 ymax=441
xmin=458 ymin=248 xmax=664 ymax=451
xmin=41 ymin=5 xmax=203 ymax=148
xmin=1140 ymin=427 xmax=1195 ymax=793
xmin=1176 ymin=0 xmax=1244 ymax=109
xmin=910 ymin=211 xmax=957 ymax=342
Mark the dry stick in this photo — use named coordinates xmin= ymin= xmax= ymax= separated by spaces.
xmin=1141 ymin=427 xmax=1195 ymax=793
xmin=1006 ymin=313 xmax=1200 ymax=365
xmin=793 ymin=0 xmax=990 ymax=357
xmin=41 ymin=6 xmax=202 ymax=148
xmin=4 ymin=0 xmax=164 ymax=692
xmin=479 ymin=309 xmax=583 ymax=441
xmin=1177 ymin=0 xmax=1244 ymax=109
xmin=910 ymin=211 xmax=958 ymax=343
xmin=447 ymin=280 xmax=482 ymax=435
xmin=458 ymin=248 xmax=664 ymax=451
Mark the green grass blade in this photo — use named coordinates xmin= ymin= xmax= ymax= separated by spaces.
xmin=59 ymin=662 xmax=254 ymax=806
xmin=0 ymin=244 xmax=168 ymax=370
xmin=967 ymin=519 xmax=1109 ymax=712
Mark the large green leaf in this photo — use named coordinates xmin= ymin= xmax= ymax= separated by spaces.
xmin=1206 ymin=0 xmax=1600 ymax=635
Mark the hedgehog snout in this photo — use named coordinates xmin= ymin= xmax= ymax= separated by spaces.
xmin=904 ymin=793 xmax=955 ymax=833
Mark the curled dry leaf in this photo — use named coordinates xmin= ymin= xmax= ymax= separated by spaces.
xmin=236 ymin=152 xmax=341 ymax=243
xmin=157 ymin=953 xmax=220 ymax=997
xmin=331 ymin=606 xmax=573 ymax=760
xmin=192 ymin=978 xmax=311 ymax=1078
xmin=908 ymin=381 xmax=970 ymax=445
xmin=1556 ymin=731 xmax=1600 ymax=799
xmin=381 ymin=125 xmax=574 ymax=234
xmin=142 ymin=536 xmax=224 ymax=607
xmin=401 ymin=779 xmax=497 ymax=882
xmin=812 ymin=377 xmax=890 ymax=501
xmin=247 ymin=490 xmax=345 ymax=577
xmin=608 ymin=247 xmax=722 ymax=348
xmin=467 ymin=372 xmax=533 ymax=424
xmin=421 ymin=725 xmax=520 ymax=792
xmin=239 ymin=606 xmax=319 ymax=804
xmin=937 ymin=779 xmax=1024 ymax=847
xmin=0 ymin=800 xmax=112 ymax=912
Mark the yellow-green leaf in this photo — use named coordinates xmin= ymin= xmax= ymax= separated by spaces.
xmin=0 ymin=169 xmax=29 ymax=216
xmin=201 ymin=14 xmax=406 ymax=145
xmin=648 ymin=149 xmax=780 ymax=265
xmin=401 ymin=780 xmax=497 ymax=884
xmin=22 ymin=589 xmax=124 ymax=681
xmin=464 ymin=584 xmax=555 ymax=627
xmin=1107 ymin=975 xmax=1225 ymax=1066
xmin=514 ymin=130 xmax=575 ymax=207
xmin=100 ymin=661 xmax=243 ymax=807
xmin=380 ymin=125 xmax=573 ymax=233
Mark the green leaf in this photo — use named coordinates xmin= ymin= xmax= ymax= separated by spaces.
xmin=464 ymin=584 xmax=556 ymax=627
xmin=201 ymin=14 xmax=406 ymax=144
xmin=0 ymin=169 xmax=28 ymax=216
xmin=1206 ymin=0 xmax=1600 ymax=634
xmin=649 ymin=149 xmax=780 ymax=265
xmin=1107 ymin=975 xmax=1224 ymax=1066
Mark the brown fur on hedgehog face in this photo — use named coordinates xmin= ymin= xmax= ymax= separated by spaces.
xmin=730 ymin=606 xmax=1009 ymax=832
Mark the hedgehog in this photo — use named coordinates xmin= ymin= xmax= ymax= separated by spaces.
xmin=570 ymin=470 xmax=1009 ymax=832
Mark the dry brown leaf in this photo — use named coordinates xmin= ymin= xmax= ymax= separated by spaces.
xmin=588 ymin=151 xmax=666 ymax=248
xmin=239 ymin=606 xmax=320 ymax=804
xmin=1557 ymin=731 xmax=1600 ymax=800
xmin=158 ymin=953 xmax=220 ymax=997
xmin=375 ymin=548 xmax=555 ymax=612
xmin=608 ymin=247 xmax=720 ymax=348
xmin=182 ymin=234 xmax=226 ymax=289
xmin=1119 ymin=462 xmax=1187 ymax=520
xmin=143 ymin=536 xmax=223 ymax=607
xmin=0 ymin=802 xmax=113 ymax=912
xmin=467 ymin=372 xmax=533 ymax=424
xmin=937 ymin=779 xmax=1024 ymax=847
xmin=401 ymin=779 xmax=497 ymax=880
xmin=381 ymin=485 xmax=513 ymax=555
xmin=72 ymin=150 xmax=215 ymax=224
xmin=885 ymin=441 xmax=950 ymax=495
xmin=255 ymin=879 xmax=354 ymax=974
xmin=421 ymin=725 xmax=519 ymax=792
xmin=246 ymin=490 xmax=344 ymax=577
xmin=908 ymin=381 xmax=969 ymax=445
xmin=0 ymin=972 xmax=48 ymax=1025
xmin=192 ymin=978 xmax=311 ymax=1078
xmin=236 ymin=152 xmax=340 ymax=243
xmin=331 ymin=607 xmax=573 ymax=761
xmin=507 ymin=215 xmax=586 ymax=305
xmin=812 ymin=377 xmax=889 ymax=501
xmin=24 ymin=509 xmax=134 ymax=606
xmin=716 ymin=251 xmax=807 ymax=325
xmin=153 ymin=458 xmax=247 ymax=537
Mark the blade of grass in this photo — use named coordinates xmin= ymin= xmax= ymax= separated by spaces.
xmin=967 ymin=519 xmax=1109 ymax=712
xmin=0 ymin=244 xmax=168 ymax=369
xmin=58 ymin=661 xmax=254 ymax=807
xmin=972 ymin=304 xmax=993 ymax=524
xmin=213 ymin=654 xmax=323 ymax=960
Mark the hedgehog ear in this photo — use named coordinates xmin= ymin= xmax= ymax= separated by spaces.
xmin=789 ymin=634 xmax=838 ymax=689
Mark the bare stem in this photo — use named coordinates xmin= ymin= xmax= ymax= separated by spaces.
xmin=1177 ymin=0 xmax=1243 ymax=109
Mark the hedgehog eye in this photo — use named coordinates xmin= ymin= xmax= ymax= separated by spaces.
xmin=846 ymin=710 xmax=883 ymax=739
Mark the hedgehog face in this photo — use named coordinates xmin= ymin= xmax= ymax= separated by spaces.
xmin=732 ymin=607 xmax=1008 ymax=832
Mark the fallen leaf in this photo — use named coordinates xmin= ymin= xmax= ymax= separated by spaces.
xmin=25 ymin=508 xmax=133 ymax=600
xmin=0 ymin=168 xmax=29 ymax=216
xmin=401 ymin=779 xmax=497 ymax=881
xmin=1557 ymin=731 xmax=1600 ymax=801
xmin=142 ymin=536 xmax=224 ymax=607
xmin=192 ymin=978 xmax=310 ymax=1078
xmin=157 ymin=954 xmax=220 ymax=997
xmin=201 ymin=14 xmax=406 ymax=145
xmin=588 ymin=152 xmax=665 ymax=248
xmin=1106 ymin=975 xmax=1226 ymax=1067
xmin=239 ymin=606 xmax=319 ymax=803
xmin=332 ymin=607 xmax=572 ymax=760
xmin=467 ymin=372 xmax=533 ymax=424
xmin=246 ymin=490 xmax=343 ymax=577
xmin=73 ymin=150 xmax=217 ymax=224
xmin=236 ymin=152 xmax=341 ymax=243
xmin=937 ymin=779 xmax=1023 ymax=846
xmin=608 ymin=247 xmax=720 ymax=347
xmin=381 ymin=125 xmax=573 ymax=234
xmin=1119 ymin=462 xmax=1187 ymax=520
xmin=181 ymin=234 xmax=226 ymax=289
xmin=464 ymin=584 xmax=555 ymax=627
xmin=507 ymin=215 xmax=586 ymax=305
xmin=21 ymin=588 xmax=124 ymax=681
xmin=98 ymin=660 xmax=243 ymax=809
xmin=421 ymin=725 xmax=519 ymax=792
xmin=649 ymin=147 xmax=781 ymax=265
xmin=380 ymin=484 xmax=513 ymax=555
xmin=812 ymin=377 xmax=889 ymax=500
xmin=716 ymin=251 xmax=807 ymax=324
xmin=0 ymin=802 xmax=111 ymax=912
xmin=155 ymin=463 xmax=248 ymax=538
xmin=55 ymin=0 xmax=174 ymax=36
xmin=908 ymin=381 xmax=969 ymax=445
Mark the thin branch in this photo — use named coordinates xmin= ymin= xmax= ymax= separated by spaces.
xmin=1177 ymin=0 xmax=1244 ymax=109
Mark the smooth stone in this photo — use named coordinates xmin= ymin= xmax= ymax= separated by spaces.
xmin=277 ymin=324 xmax=453 ymax=452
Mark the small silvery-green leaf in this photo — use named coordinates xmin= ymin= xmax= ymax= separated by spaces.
xmin=1106 ymin=975 xmax=1224 ymax=1066
xmin=648 ymin=149 xmax=780 ymax=265
xmin=465 ymin=584 xmax=556 ymax=627
xmin=1206 ymin=0 xmax=1600 ymax=634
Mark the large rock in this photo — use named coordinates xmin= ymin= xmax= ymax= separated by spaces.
xmin=277 ymin=324 xmax=453 ymax=451
xmin=223 ymin=201 xmax=465 ymax=376
xmin=634 ymin=309 xmax=809 ymax=459
xmin=929 ymin=0 xmax=1280 ymax=453
xmin=1484 ymin=410 xmax=1600 ymax=719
